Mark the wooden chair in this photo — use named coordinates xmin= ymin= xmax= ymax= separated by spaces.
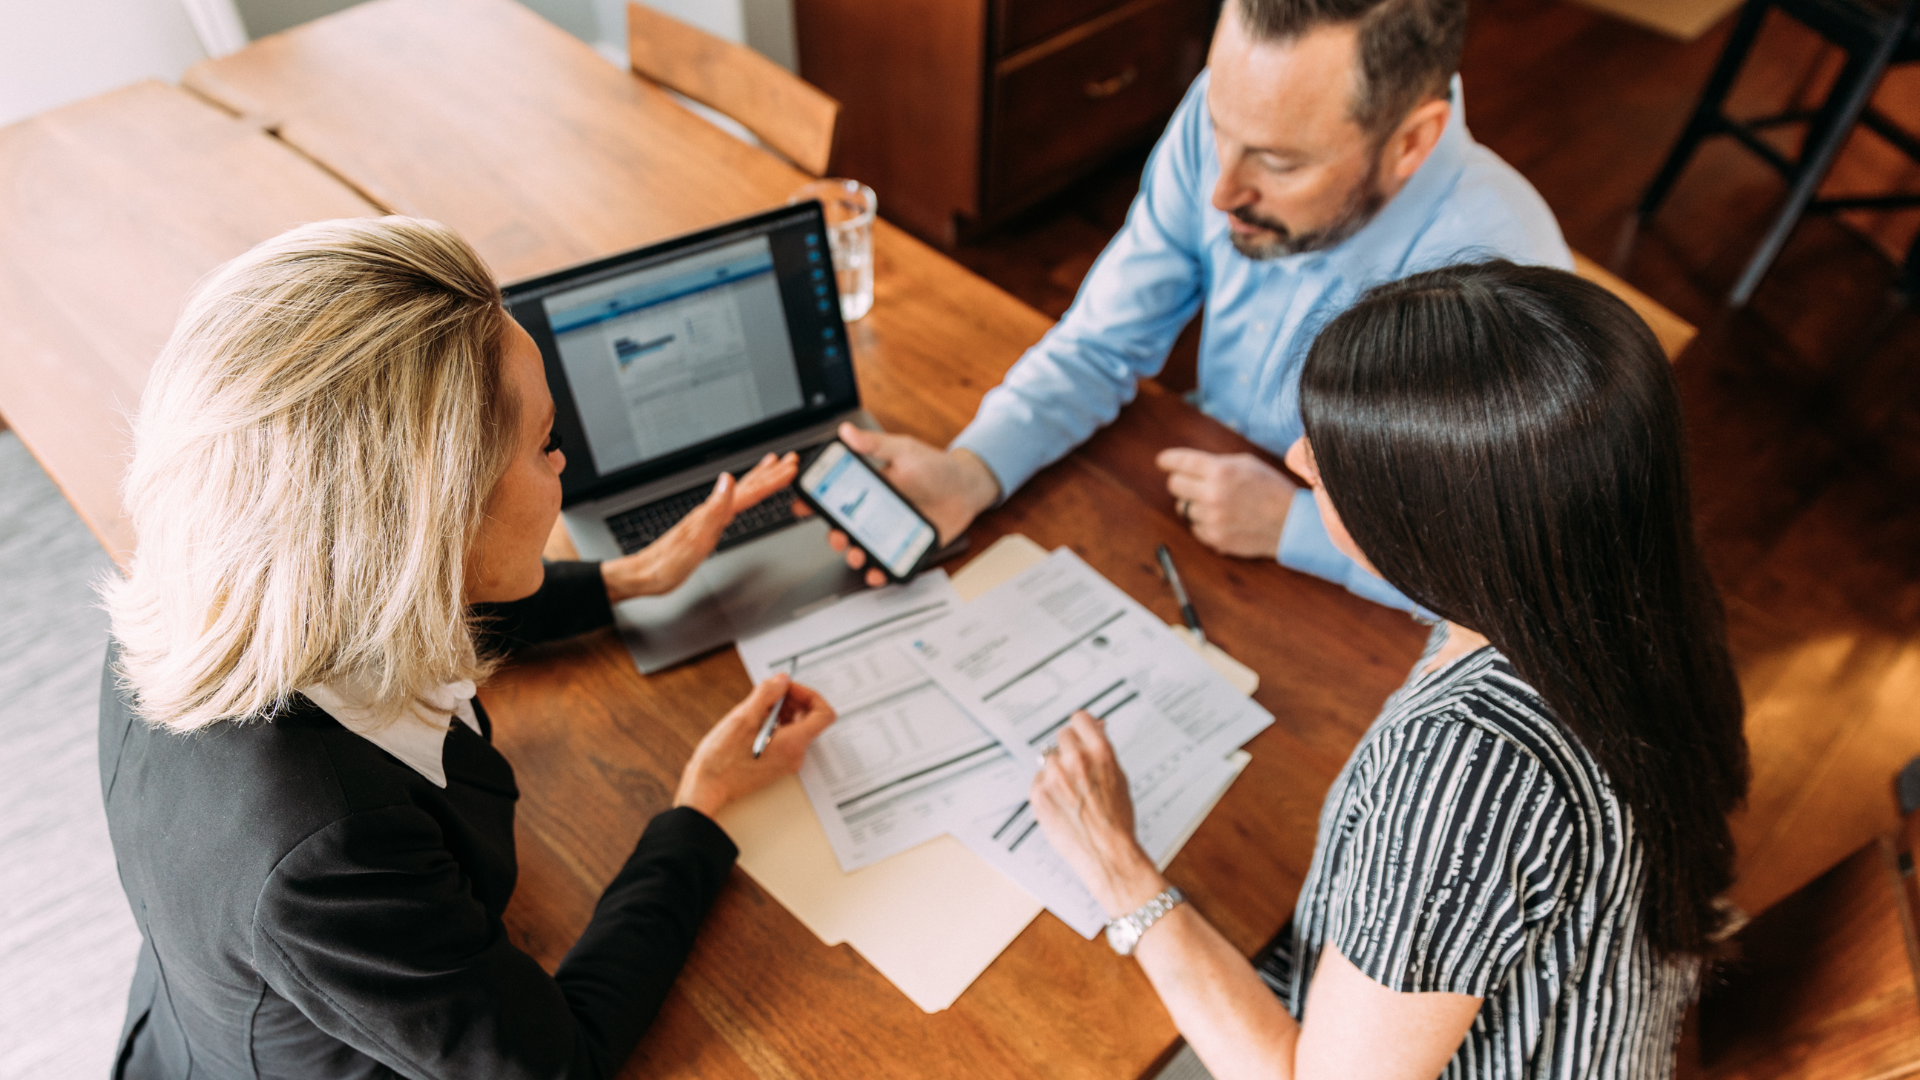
xmin=1573 ymin=251 xmax=1698 ymax=361
xmin=626 ymin=2 xmax=839 ymax=177
xmin=1686 ymin=768 xmax=1920 ymax=1080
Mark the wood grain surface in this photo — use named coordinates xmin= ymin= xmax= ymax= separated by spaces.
xmin=1696 ymin=835 xmax=1920 ymax=1080
xmin=0 ymin=80 xmax=377 ymax=563
xmin=183 ymin=1 xmax=1426 ymax=1076
xmin=794 ymin=0 xmax=988 ymax=244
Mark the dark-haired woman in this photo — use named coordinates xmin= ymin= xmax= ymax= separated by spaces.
xmin=1031 ymin=260 xmax=1749 ymax=1080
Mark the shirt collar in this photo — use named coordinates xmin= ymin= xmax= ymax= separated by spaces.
xmin=302 ymin=676 xmax=480 ymax=788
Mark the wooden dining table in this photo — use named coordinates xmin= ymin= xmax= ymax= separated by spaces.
xmin=0 ymin=0 xmax=1428 ymax=1075
xmin=0 ymin=79 xmax=380 ymax=562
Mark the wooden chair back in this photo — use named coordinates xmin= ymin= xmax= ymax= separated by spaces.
xmin=626 ymin=2 xmax=839 ymax=176
xmin=1687 ymin=785 xmax=1920 ymax=1079
xmin=1572 ymin=251 xmax=1697 ymax=362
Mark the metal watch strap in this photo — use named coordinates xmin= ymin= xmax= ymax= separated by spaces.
xmin=1105 ymin=886 xmax=1186 ymax=956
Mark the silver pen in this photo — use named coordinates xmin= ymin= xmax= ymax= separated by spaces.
xmin=750 ymin=662 xmax=793 ymax=758
xmin=1155 ymin=543 xmax=1206 ymax=646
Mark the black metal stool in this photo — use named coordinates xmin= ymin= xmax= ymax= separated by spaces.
xmin=1637 ymin=0 xmax=1920 ymax=305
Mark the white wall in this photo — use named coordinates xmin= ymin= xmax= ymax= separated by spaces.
xmin=0 ymin=0 xmax=208 ymax=128
xmin=594 ymin=0 xmax=795 ymax=71
xmin=218 ymin=0 xmax=798 ymax=72
xmin=232 ymin=0 xmax=600 ymax=45
xmin=739 ymin=0 xmax=796 ymax=73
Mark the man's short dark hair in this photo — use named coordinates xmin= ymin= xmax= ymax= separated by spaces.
xmin=1235 ymin=0 xmax=1467 ymax=136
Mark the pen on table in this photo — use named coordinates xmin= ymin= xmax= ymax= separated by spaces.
xmin=750 ymin=665 xmax=792 ymax=759
xmin=1155 ymin=543 xmax=1206 ymax=646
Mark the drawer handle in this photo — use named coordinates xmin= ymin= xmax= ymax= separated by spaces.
xmin=1084 ymin=67 xmax=1138 ymax=99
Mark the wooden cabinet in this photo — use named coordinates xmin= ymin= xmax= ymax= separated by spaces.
xmin=796 ymin=0 xmax=1215 ymax=247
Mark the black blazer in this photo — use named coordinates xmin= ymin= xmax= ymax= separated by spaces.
xmin=101 ymin=561 xmax=738 ymax=1079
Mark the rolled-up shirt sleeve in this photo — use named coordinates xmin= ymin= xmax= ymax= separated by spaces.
xmin=951 ymin=74 xmax=1212 ymax=497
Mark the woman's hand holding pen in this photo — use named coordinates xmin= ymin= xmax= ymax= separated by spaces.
xmin=1030 ymin=710 xmax=1169 ymax=919
xmin=673 ymin=674 xmax=835 ymax=819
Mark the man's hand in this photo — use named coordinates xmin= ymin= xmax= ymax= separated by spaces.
xmin=1031 ymin=711 xmax=1167 ymax=918
xmin=673 ymin=674 xmax=836 ymax=818
xmin=1156 ymin=449 xmax=1297 ymax=559
xmin=797 ymin=422 xmax=1001 ymax=588
xmin=601 ymin=451 xmax=800 ymax=604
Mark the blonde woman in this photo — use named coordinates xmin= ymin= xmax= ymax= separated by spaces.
xmin=100 ymin=217 xmax=833 ymax=1080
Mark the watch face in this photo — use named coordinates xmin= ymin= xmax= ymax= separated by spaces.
xmin=1106 ymin=920 xmax=1140 ymax=956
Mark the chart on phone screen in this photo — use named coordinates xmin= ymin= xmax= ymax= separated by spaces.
xmin=806 ymin=446 xmax=934 ymax=572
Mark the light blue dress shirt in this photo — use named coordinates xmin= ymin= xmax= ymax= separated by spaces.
xmin=951 ymin=72 xmax=1572 ymax=611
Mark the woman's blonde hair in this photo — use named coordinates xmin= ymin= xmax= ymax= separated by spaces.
xmin=105 ymin=217 xmax=518 ymax=732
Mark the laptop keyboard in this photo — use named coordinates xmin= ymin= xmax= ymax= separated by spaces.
xmin=606 ymin=482 xmax=802 ymax=556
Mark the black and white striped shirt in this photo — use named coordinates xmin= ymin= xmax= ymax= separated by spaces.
xmin=1257 ymin=629 xmax=1696 ymax=1078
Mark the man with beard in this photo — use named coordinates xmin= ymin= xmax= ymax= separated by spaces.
xmin=818 ymin=0 xmax=1570 ymax=609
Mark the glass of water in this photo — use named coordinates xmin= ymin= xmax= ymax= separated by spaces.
xmin=788 ymin=178 xmax=876 ymax=322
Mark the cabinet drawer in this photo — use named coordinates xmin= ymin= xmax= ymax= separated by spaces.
xmin=994 ymin=0 xmax=1124 ymax=55
xmin=985 ymin=0 xmax=1211 ymax=215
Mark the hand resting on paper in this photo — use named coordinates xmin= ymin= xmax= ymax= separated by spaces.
xmin=673 ymin=674 xmax=836 ymax=819
xmin=1030 ymin=710 xmax=1170 ymax=919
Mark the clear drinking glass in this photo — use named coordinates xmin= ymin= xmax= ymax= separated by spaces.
xmin=789 ymin=178 xmax=876 ymax=322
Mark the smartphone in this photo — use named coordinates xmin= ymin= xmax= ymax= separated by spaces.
xmin=796 ymin=440 xmax=940 ymax=583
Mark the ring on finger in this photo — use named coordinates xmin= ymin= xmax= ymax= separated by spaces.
xmin=1177 ymin=498 xmax=1193 ymax=522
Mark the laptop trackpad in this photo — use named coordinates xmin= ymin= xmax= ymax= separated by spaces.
xmin=613 ymin=519 xmax=860 ymax=674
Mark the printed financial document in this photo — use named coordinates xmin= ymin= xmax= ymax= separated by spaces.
xmin=906 ymin=549 xmax=1273 ymax=934
xmin=736 ymin=573 xmax=1025 ymax=872
xmin=905 ymin=549 xmax=1272 ymax=759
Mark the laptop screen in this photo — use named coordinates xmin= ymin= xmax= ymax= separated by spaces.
xmin=503 ymin=203 xmax=857 ymax=505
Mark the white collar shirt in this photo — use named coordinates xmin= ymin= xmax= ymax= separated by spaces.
xmin=301 ymin=676 xmax=480 ymax=789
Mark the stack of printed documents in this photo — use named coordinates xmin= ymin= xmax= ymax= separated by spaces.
xmin=737 ymin=546 xmax=1272 ymax=938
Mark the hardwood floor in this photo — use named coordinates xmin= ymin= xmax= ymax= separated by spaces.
xmin=1694 ymin=835 xmax=1920 ymax=1080
xmin=951 ymin=0 xmax=1920 ymax=919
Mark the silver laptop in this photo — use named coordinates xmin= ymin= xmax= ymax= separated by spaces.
xmin=503 ymin=203 xmax=868 ymax=672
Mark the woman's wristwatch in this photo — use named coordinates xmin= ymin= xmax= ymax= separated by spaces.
xmin=1104 ymin=886 xmax=1186 ymax=956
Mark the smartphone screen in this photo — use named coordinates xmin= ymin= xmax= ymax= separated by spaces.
xmin=799 ymin=441 xmax=938 ymax=580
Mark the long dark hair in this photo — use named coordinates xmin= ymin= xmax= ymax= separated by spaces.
xmin=1298 ymin=260 xmax=1749 ymax=959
